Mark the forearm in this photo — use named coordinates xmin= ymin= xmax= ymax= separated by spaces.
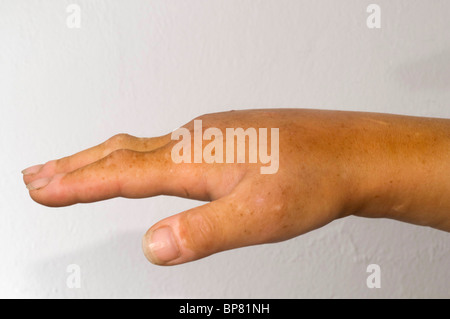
xmin=344 ymin=112 xmax=450 ymax=231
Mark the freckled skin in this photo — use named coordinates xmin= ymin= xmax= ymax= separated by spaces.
xmin=23 ymin=109 xmax=450 ymax=265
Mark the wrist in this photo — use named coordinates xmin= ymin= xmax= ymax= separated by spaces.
xmin=341 ymin=113 xmax=450 ymax=231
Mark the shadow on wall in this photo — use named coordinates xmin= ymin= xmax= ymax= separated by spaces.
xmin=23 ymin=230 xmax=262 ymax=298
xmin=394 ymin=49 xmax=450 ymax=90
xmin=19 ymin=219 xmax=450 ymax=298
xmin=24 ymin=231 xmax=188 ymax=298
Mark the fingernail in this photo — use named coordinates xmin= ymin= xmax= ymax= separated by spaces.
xmin=22 ymin=164 xmax=44 ymax=175
xmin=26 ymin=177 xmax=51 ymax=191
xmin=146 ymin=226 xmax=180 ymax=264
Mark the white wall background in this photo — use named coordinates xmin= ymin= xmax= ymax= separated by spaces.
xmin=1 ymin=0 xmax=449 ymax=298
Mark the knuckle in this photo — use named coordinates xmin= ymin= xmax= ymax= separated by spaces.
xmin=105 ymin=133 xmax=135 ymax=150
xmin=180 ymin=209 xmax=222 ymax=253
xmin=43 ymin=159 xmax=58 ymax=172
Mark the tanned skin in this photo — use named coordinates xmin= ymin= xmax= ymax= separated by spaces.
xmin=23 ymin=109 xmax=450 ymax=265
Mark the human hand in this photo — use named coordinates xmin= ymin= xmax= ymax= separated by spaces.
xmin=22 ymin=109 xmax=450 ymax=265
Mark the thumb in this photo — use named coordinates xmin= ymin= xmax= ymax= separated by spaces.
xmin=142 ymin=194 xmax=268 ymax=265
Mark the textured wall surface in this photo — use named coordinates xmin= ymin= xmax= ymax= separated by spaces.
xmin=0 ymin=0 xmax=449 ymax=298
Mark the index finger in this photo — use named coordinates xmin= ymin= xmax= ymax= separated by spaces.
xmin=27 ymin=146 xmax=210 ymax=207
